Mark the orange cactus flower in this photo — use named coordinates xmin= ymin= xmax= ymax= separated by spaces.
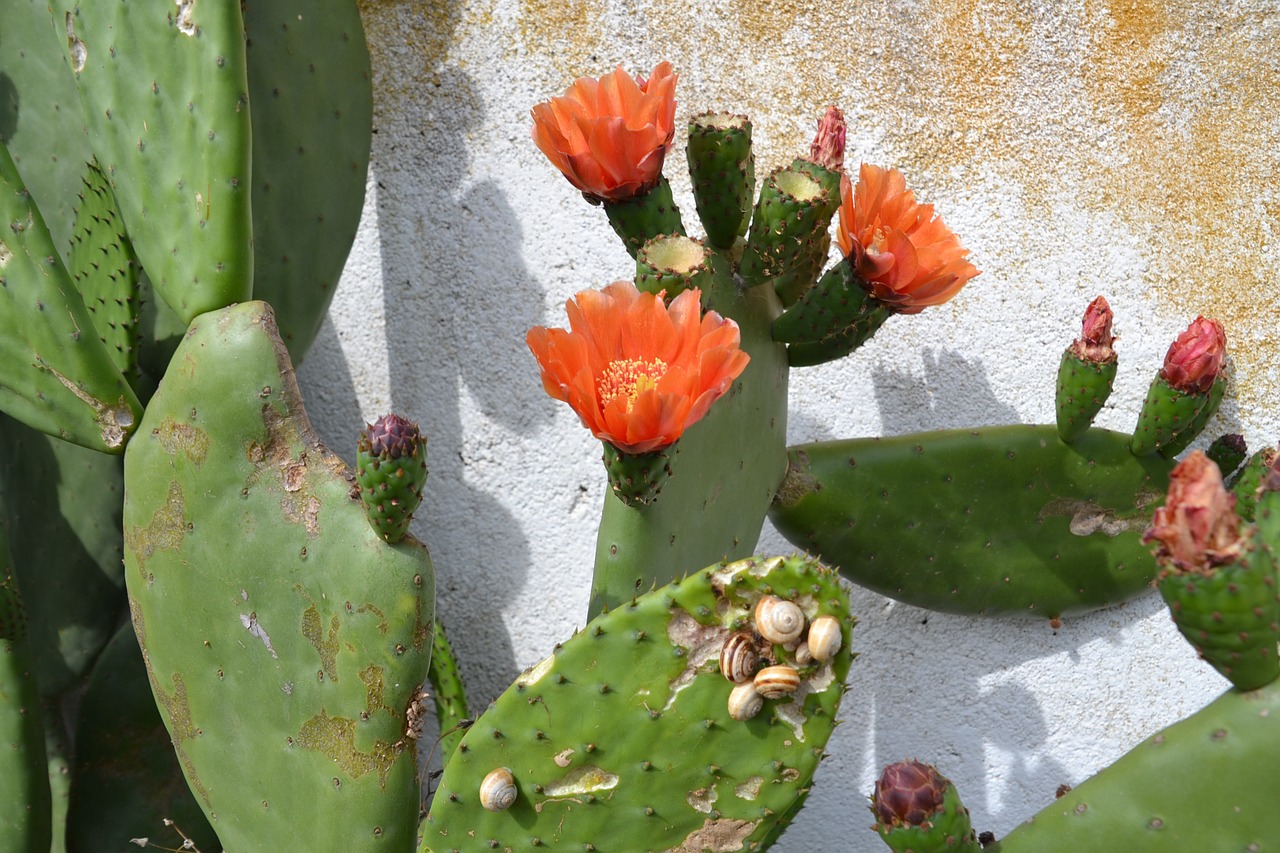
xmin=836 ymin=164 xmax=980 ymax=314
xmin=526 ymin=281 xmax=750 ymax=455
xmin=531 ymin=62 xmax=678 ymax=202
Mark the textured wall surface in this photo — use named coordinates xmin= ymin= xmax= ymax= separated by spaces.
xmin=295 ymin=1 xmax=1279 ymax=848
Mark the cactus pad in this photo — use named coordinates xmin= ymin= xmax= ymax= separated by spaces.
xmin=1130 ymin=374 xmax=1208 ymax=456
xmin=686 ymin=112 xmax=754 ymax=249
xmin=1054 ymin=349 xmax=1117 ymax=444
xmin=422 ymin=555 xmax=854 ymax=852
xmin=604 ymin=177 xmax=685 ymax=258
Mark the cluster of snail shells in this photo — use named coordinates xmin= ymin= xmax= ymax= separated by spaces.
xmin=720 ymin=597 xmax=844 ymax=722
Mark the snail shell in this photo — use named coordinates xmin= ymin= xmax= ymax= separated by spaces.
xmin=480 ymin=767 xmax=517 ymax=812
xmin=794 ymin=641 xmax=813 ymax=666
xmin=727 ymin=681 xmax=764 ymax=721
xmin=719 ymin=632 xmax=759 ymax=683
xmin=755 ymin=596 xmax=805 ymax=644
xmin=807 ymin=615 xmax=843 ymax=662
xmin=754 ymin=664 xmax=801 ymax=699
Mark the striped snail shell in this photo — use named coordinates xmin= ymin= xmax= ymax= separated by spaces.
xmin=754 ymin=595 xmax=805 ymax=644
xmin=754 ymin=664 xmax=801 ymax=699
xmin=807 ymin=615 xmax=843 ymax=662
xmin=727 ymin=681 xmax=764 ymax=721
xmin=719 ymin=632 xmax=759 ymax=683
xmin=480 ymin=767 xmax=518 ymax=812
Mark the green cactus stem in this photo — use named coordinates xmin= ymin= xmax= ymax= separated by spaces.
xmin=771 ymin=426 xmax=1175 ymax=622
xmin=600 ymin=441 xmax=676 ymax=507
xmin=425 ymin=620 xmax=471 ymax=765
xmin=738 ymin=165 xmax=834 ymax=295
xmin=772 ymin=255 xmax=894 ymax=367
xmin=1130 ymin=375 xmax=1207 ymax=456
xmin=635 ymin=233 xmax=713 ymax=298
xmin=422 ymin=555 xmax=853 ymax=852
xmin=0 ymin=141 xmax=142 ymax=453
xmin=871 ymin=761 xmax=982 ymax=853
xmin=356 ymin=414 xmax=429 ymax=544
xmin=1158 ymin=374 xmax=1227 ymax=458
xmin=1206 ymin=433 xmax=1248 ymax=481
xmin=686 ymin=112 xmax=754 ymax=249
xmin=0 ymin=524 xmax=52 ymax=853
xmin=988 ymin=677 xmax=1280 ymax=852
xmin=1055 ymin=295 xmax=1117 ymax=444
xmin=604 ymin=176 xmax=685 ymax=258
xmin=122 ymin=301 xmax=434 ymax=851
xmin=1231 ymin=446 xmax=1277 ymax=523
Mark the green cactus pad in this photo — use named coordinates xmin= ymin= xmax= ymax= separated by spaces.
xmin=1158 ymin=375 xmax=1226 ymax=458
xmin=68 ymin=159 xmax=143 ymax=386
xmin=122 ymin=301 xmax=434 ymax=850
xmin=635 ymin=233 xmax=711 ymax=298
xmin=0 ymin=525 xmax=52 ymax=853
xmin=604 ymin=177 xmax=685 ymax=258
xmin=772 ymin=253 xmax=893 ymax=368
xmin=1055 ymin=348 xmax=1117 ymax=444
xmin=242 ymin=0 xmax=372 ymax=365
xmin=0 ymin=413 xmax=126 ymax=698
xmin=1231 ymin=446 xmax=1277 ymax=523
xmin=422 ymin=555 xmax=854 ymax=853
xmin=0 ymin=141 xmax=142 ymax=452
xmin=989 ymin=677 xmax=1280 ymax=852
xmin=1205 ymin=434 xmax=1248 ymax=481
xmin=686 ymin=112 xmax=754 ymax=249
xmin=738 ymin=166 xmax=833 ymax=294
xmin=65 ymin=621 xmax=219 ymax=852
xmin=771 ymin=426 xmax=1175 ymax=621
xmin=592 ymin=269 xmax=788 ymax=616
xmin=50 ymin=0 xmax=254 ymax=323
xmin=356 ymin=415 xmax=428 ymax=545
xmin=1130 ymin=374 xmax=1208 ymax=456
xmin=426 ymin=619 xmax=472 ymax=765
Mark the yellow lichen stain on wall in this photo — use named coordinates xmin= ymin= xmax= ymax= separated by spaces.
xmin=518 ymin=0 xmax=608 ymax=81
xmin=356 ymin=0 xmax=488 ymax=110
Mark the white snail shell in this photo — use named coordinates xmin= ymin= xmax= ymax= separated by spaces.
xmin=807 ymin=615 xmax=843 ymax=662
xmin=755 ymin=596 xmax=805 ymax=644
xmin=480 ymin=767 xmax=517 ymax=812
xmin=754 ymin=664 xmax=801 ymax=699
xmin=727 ymin=681 xmax=764 ymax=721
xmin=794 ymin=641 xmax=813 ymax=666
xmin=719 ymin=632 xmax=759 ymax=683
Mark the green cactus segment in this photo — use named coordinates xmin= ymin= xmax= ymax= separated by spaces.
xmin=770 ymin=426 xmax=1175 ymax=620
xmin=604 ymin=177 xmax=685 ymax=258
xmin=122 ymin=301 xmax=434 ymax=850
xmin=1231 ymin=446 xmax=1277 ymax=523
xmin=775 ymin=157 xmax=842 ymax=307
xmin=635 ymin=233 xmax=711 ymax=298
xmin=426 ymin=620 xmax=472 ymax=764
xmin=772 ymin=254 xmax=893 ymax=367
xmin=601 ymin=441 xmax=675 ymax=507
xmin=739 ymin=166 xmax=834 ymax=299
xmin=1129 ymin=374 xmax=1208 ymax=456
xmin=873 ymin=775 xmax=981 ymax=853
xmin=68 ymin=159 xmax=142 ymax=384
xmin=0 ymin=413 xmax=126 ymax=698
xmin=0 ymin=142 xmax=142 ymax=452
xmin=0 ymin=525 xmax=52 ymax=853
xmin=422 ymin=555 xmax=853 ymax=853
xmin=356 ymin=415 xmax=428 ymax=545
xmin=1158 ymin=375 xmax=1226 ymax=459
xmin=243 ymin=0 xmax=372 ymax=364
xmin=990 ymin=678 xmax=1280 ymax=852
xmin=591 ymin=271 xmax=788 ymax=616
xmin=51 ymin=0 xmax=253 ymax=324
xmin=65 ymin=621 xmax=219 ymax=853
xmin=1206 ymin=434 xmax=1248 ymax=481
xmin=1055 ymin=349 xmax=1117 ymax=444
xmin=0 ymin=0 xmax=92 ymax=256
xmin=686 ymin=112 xmax=754 ymax=249
xmin=785 ymin=301 xmax=892 ymax=367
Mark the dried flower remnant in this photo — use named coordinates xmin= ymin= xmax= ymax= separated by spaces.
xmin=808 ymin=106 xmax=846 ymax=172
xmin=1143 ymin=450 xmax=1244 ymax=574
xmin=1072 ymin=296 xmax=1117 ymax=363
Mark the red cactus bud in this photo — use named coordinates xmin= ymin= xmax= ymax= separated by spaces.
xmin=808 ymin=106 xmax=846 ymax=172
xmin=1071 ymin=296 xmax=1116 ymax=363
xmin=1160 ymin=316 xmax=1226 ymax=394
xmin=1143 ymin=450 xmax=1245 ymax=573
xmin=872 ymin=760 xmax=949 ymax=828
xmin=364 ymin=414 xmax=424 ymax=460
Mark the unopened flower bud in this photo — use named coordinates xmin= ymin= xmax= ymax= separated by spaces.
xmin=1071 ymin=296 xmax=1116 ymax=363
xmin=1160 ymin=316 xmax=1226 ymax=394
xmin=872 ymin=760 xmax=949 ymax=828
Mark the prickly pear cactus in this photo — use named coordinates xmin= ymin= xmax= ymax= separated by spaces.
xmin=122 ymin=301 xmax=434 ymax=850
xmin=422 ymin=555 xmax=853 ymax=852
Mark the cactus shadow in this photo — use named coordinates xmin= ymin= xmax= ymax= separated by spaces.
xmin=871 ymin=347 xmax=1022 ymax=434
xmin=0 ymin=71 xmax=17 ymax=140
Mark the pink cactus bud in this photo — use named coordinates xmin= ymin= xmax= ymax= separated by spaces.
xmin=1143 ymin=450 xmax=1244 ymax=574
xmin=1160 ymin=316 xmax=1226 ymax=394
xmin=1071 ymin=296 xmax=1116 ymax=363
xmin=808 ymin=106 xmax=846 ymax=172
xmin=871 ymin=760 xmax=948 ymax=828
xmin=364 ymin=414 xmax=424 ymax=460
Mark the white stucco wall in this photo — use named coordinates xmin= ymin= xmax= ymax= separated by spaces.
xmin=296 ymin=2 xmax=1279 ymax=849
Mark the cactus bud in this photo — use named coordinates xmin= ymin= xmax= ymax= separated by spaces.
xmin=1143 ymin=451 xmax=1243 ymax=573
xmin=356 ymin=414 xmax=428 ymax=544
xmin=871 ymin=761 xmax=981 ymax=853
xmin=1056 ymin=296 xmax=1118 ymax=443
xmin=808 ymin=106 xmax=846 ymax=172
xmin=1072 ymin=295 xmax=1116 ymax=364
xmin=1160 ymin=315 xmax=1226 ymax=394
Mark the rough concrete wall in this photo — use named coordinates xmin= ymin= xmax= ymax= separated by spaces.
xmin=295 ymin=1 xmax=1279 ymax=848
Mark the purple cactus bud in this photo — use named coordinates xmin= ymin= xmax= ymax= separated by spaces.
xmin=872 ymin=760 xmax=949 ymax=828
xmin=363 ymin=414 xmax=423 ymax=460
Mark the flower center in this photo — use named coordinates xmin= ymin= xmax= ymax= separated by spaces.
xmin=599 ymin=357 xmax=667 ymax=411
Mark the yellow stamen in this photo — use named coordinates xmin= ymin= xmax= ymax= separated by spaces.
xmin=599 ymin=358 xmax=667 ymax=412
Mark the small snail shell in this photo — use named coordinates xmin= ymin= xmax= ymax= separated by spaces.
xmin=727 ymin=681 xmax=764 ymax=721
xmin=807 ymin=615 xmax=843 ymax=662
xmin=755 ymin=596 xmax=805 ymax=644
xmin=480 ymin=767 xmax=517 ymax=812
xmin=719 ymin=632 xmax=759 ymax=683
xmin=754 ymin=664 xmax=801 ymax=699
xmin=794 ymin=641 xmax=813 ymax=666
